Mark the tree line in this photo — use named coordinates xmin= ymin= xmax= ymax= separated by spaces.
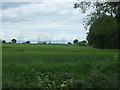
xmin=2 ymin=39 xmax=30 ymax=44
xmin=2 ymin=38 xmax=88 ymax=46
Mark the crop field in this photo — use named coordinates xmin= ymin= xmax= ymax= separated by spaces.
xmin=2 ymin=44 xmax=119 ymax=88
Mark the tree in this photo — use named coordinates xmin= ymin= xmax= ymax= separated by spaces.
xmin=11 ymin=39 xmax=17 ymax=43
xmin=2 ymin=40 xmax=6 ymax=43
xmin=87 ymin=15 xmax=118 ymax=49
xmin=78 ymin=40 xmax=87 ymax=46
xmin=74 ymin=1 xmax=119 ymax=30
xmin=74 ymin=1 xmax=119 ymax=49
xmin=26 ymin=41 xmax=30 ymax=44
xmin=67 ymin=42 xmax=72 ymax=45
xmin=115 ymin=5 xmax=120 ymax=49
xmin=43 ymin=41 xmax=46 ymax=44
xmin=81 ymin=40 xmax=87 ymax=43
xmin=73 ymin=39 xmax=79 ymax=44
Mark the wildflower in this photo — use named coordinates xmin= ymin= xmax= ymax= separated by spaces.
xmin=61 ymin=83 xmax=66 ymax=88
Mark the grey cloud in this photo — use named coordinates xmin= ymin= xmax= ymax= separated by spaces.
xmin=1 ymin=2 xmax=31 ymax=10
xmin=1 ymin=2 xmax=87 ymax=42
xmin=2 ymin=2 xmax=84 ymax=24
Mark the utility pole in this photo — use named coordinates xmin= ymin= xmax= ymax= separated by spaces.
xmin=62 ymin=37 xmax=65 ymax=44
xmin=38 ymin=35 xmax=40 ymax=44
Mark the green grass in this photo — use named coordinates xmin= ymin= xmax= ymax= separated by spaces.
xmin=2 ymin=44 xmax=119 ymax=88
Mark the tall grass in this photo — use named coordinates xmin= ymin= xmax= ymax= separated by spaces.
xmin=2 ymin=44 xmax=119 ymax=88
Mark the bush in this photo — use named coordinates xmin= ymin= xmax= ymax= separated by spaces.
xmin=2 ymin=40 xmax=6 ymax=43
xmin=78 ymin=40 xmax=87 ymax=46
xmin=67 ymin=42 xmax=72 ymax=45
xmin=26 ymin=41 xmax=30 ymax=44
xmin=87 ymin=70 xmax=109 ymax=88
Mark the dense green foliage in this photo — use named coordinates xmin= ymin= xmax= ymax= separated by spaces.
xmin=74 ymin=2 xmax=119 ymax=49
xmin=26 ymin=41 xmax=30 ymax=44
xmin=2 ymin=44 xmax=118 ymax=88
xmin=2 ymin=40 xmax=6 ymax=43
xmin=87 ymin=15 xmax=118 ymax=49
xmin=11 ymin=39 xmax=17 ymax=43
xmin=67 ymin=42 xmax=72 ymax=45
xmin=78 ymin=40 xmax=87 ymax=46
xmin=74 ymin=1 xmax=119 ymax=29
xmin=73 ymin=39 xmax=78 ymax=44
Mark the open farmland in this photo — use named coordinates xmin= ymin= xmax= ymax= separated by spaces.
xmin=2 ymin=44 xmax=119 ymax=88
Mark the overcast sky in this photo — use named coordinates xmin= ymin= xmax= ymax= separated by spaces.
xmin=0 ymin=1 xmax=88 ymax=43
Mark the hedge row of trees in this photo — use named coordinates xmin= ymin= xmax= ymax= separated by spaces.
xmin=2 ymin=38 xmax=87 ymax=46
xmin=2 ymin=39 xmax=30 ymax=44
xmin=72 ymin=39 xmax=88 ymax=46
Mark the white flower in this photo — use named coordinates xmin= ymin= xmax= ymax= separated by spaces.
xmin=61 ymin=84 xmax=66 ymax=88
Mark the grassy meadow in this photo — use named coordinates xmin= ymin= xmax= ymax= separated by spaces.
xmin=2 ymin=44 xmax=119 ymax=88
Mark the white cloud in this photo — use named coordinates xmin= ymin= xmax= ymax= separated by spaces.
xmin=1 ymin=2 xmax=87 ymax=43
